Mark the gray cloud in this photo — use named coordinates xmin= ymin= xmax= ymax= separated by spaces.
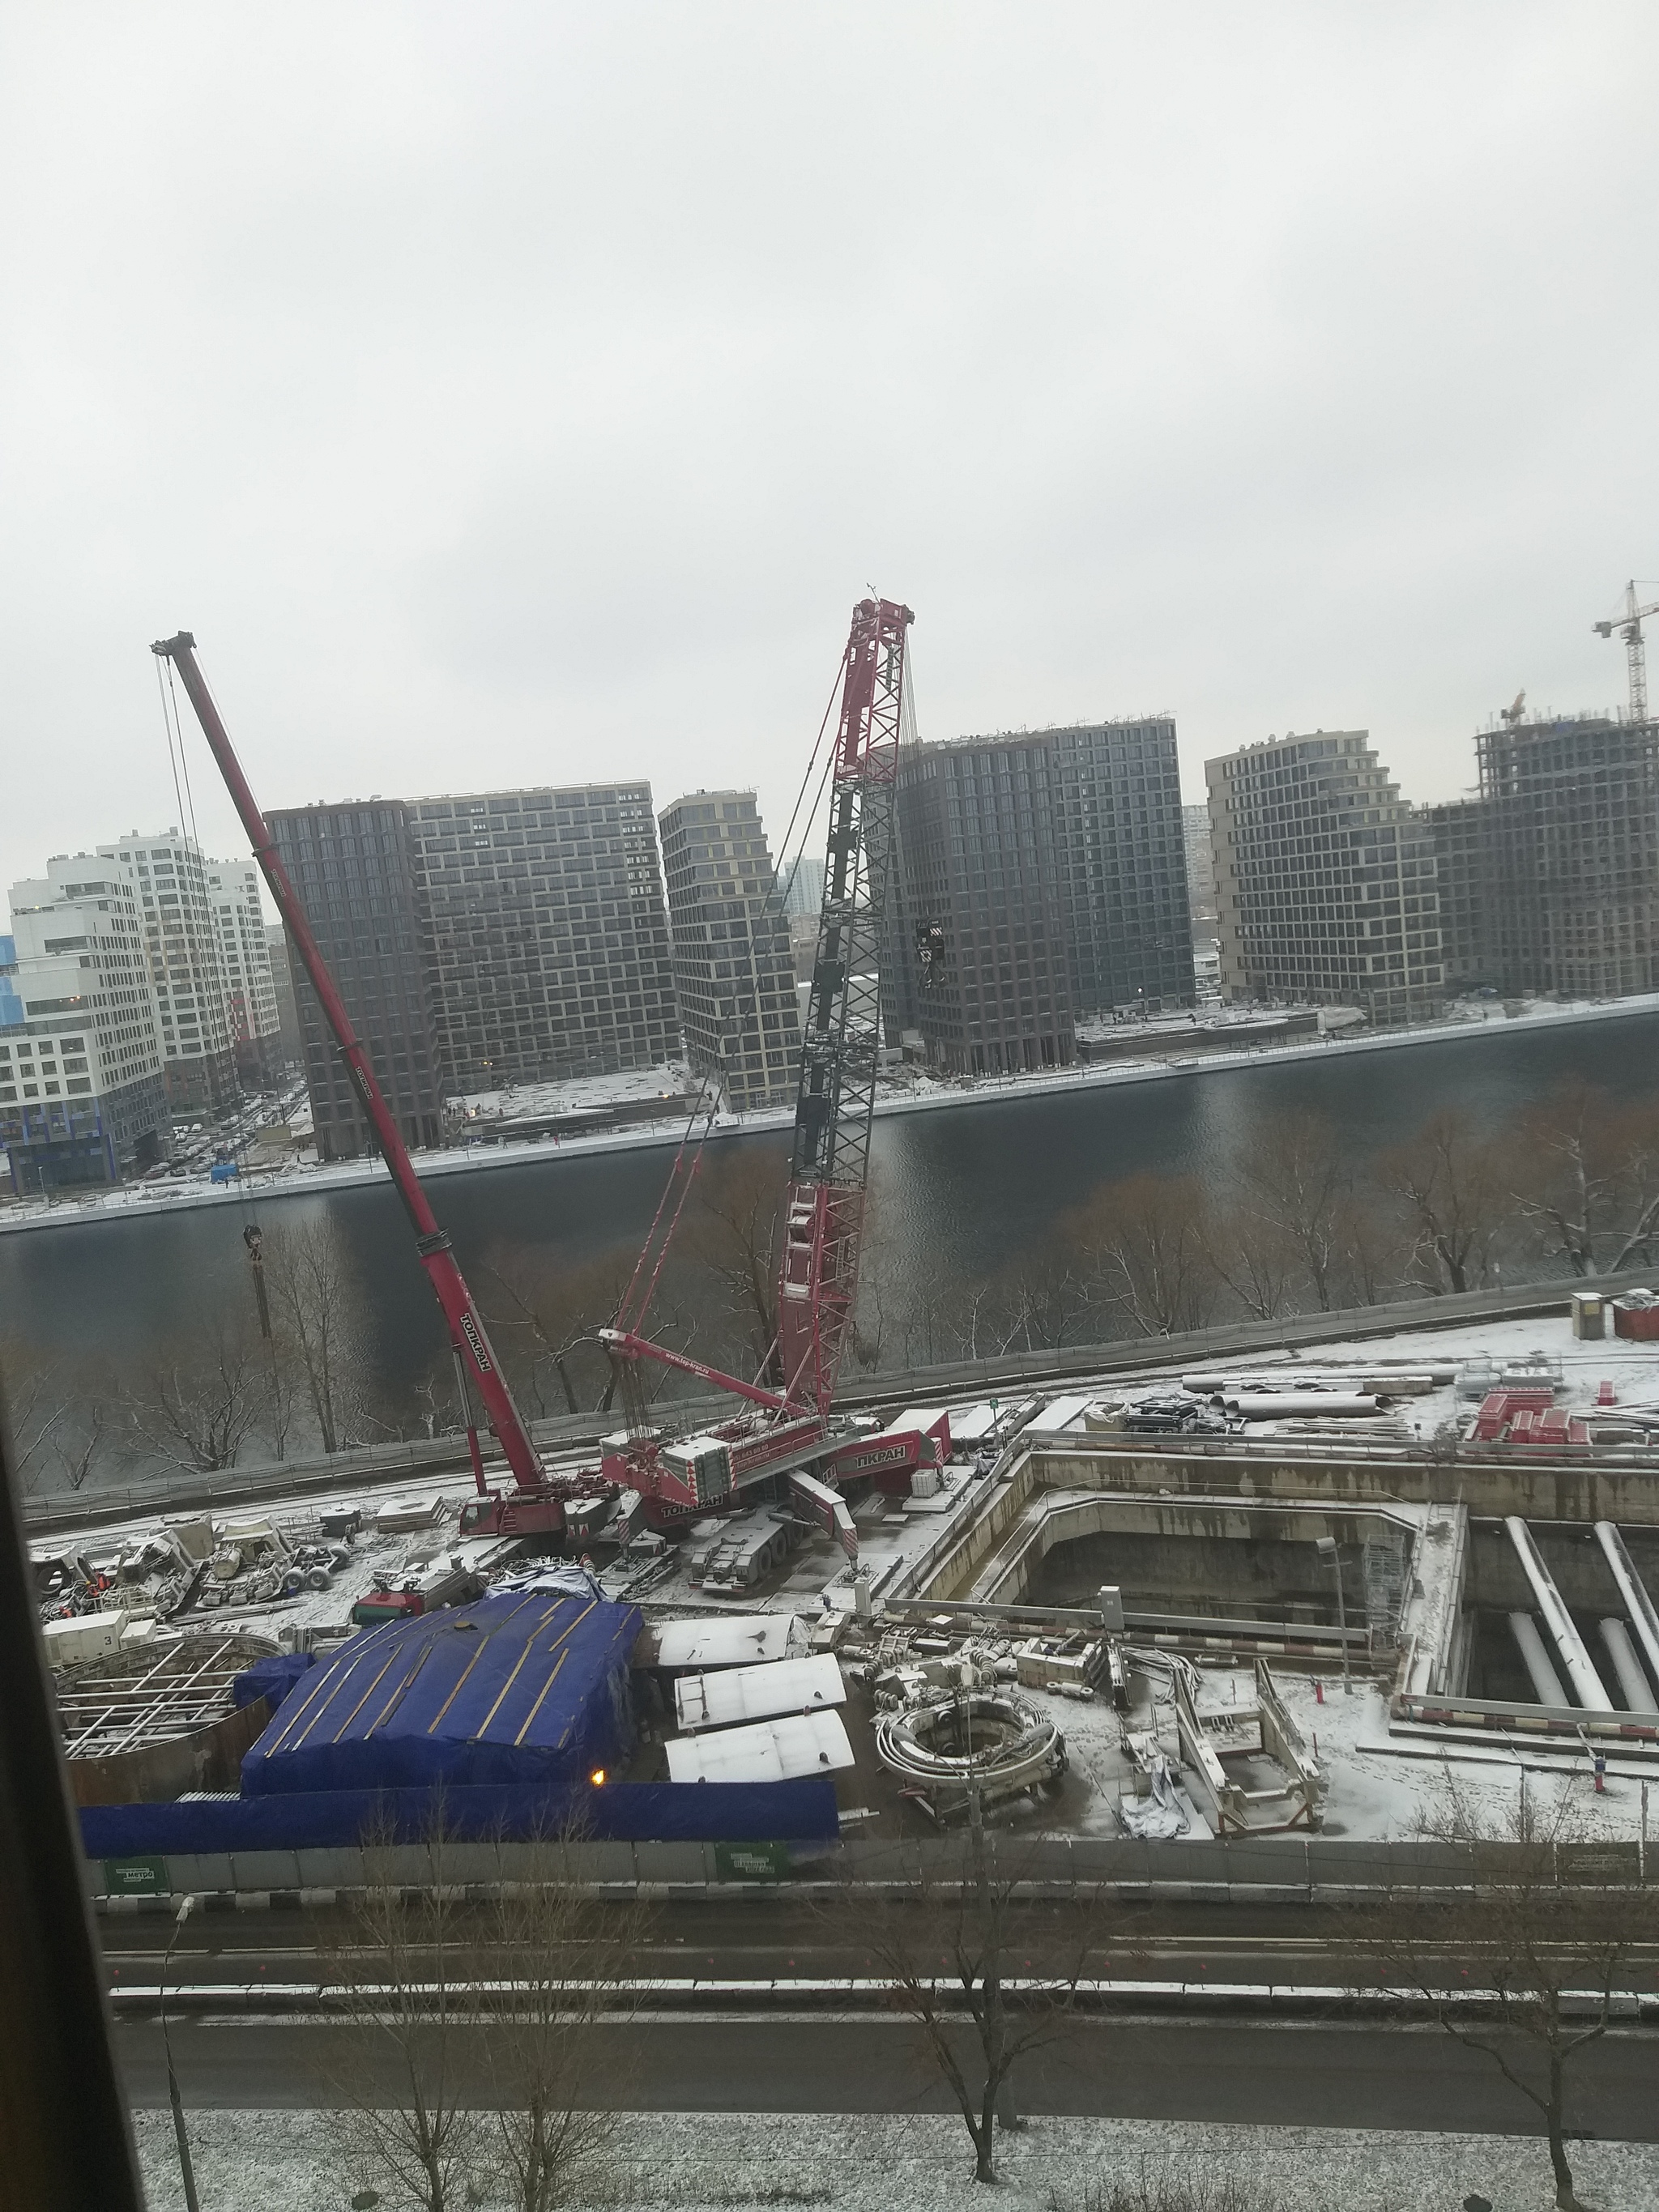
xmin=3 ymin=3 xmax=1654 ymax=906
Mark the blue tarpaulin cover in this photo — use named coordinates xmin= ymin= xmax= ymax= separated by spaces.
xmin=79 ymin=1775 xmax=839 ymax=1856
xmin=232 ymin=1651 xmax=316 ymax=1712
xmin=241 ymin=1589 xmax=641 ymax=1799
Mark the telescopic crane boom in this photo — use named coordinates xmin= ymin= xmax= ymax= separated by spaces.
xmin=151 ymin=632 xmax=549 ymax=1505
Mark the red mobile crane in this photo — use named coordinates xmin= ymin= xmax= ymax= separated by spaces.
xmin=153 ymin=632 xmax=582 ymax=1543
xmin=594 ymin=597 xmax=917 ymax=1534
xmin=156 ymin=599 xmax=916 ymax=1552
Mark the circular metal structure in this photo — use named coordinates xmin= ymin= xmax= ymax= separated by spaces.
xmin=875 ymin=1688 xmax=1066 ymax=1809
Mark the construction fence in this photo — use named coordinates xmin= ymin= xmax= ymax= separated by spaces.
xmin=91 ymin=1829 xmax=1657 ymax=1906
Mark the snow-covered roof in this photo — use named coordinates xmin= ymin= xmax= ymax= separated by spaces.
xmin=650 ymin=1613 xmax=800 ymax=1669
xmin=675 ymin=1652 xmax=846 ymax=1733
xmin=664 ymin=1709 xmax=855 ymax=1784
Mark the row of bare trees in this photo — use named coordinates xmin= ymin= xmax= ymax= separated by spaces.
xmin=4 ymin=1215 xmax=374 ymax=1493
xmin=856 ymin=1080 xmax=1659 ymax=1360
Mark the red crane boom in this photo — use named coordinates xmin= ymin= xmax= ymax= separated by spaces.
xmin=151 ymin=633 xmax=547 ymax=1501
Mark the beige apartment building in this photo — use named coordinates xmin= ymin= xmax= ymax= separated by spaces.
xmin=1206 ymin=730 xmax=1445 ymax=1026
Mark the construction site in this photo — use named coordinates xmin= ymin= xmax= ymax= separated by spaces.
xmin=24 ymin=609 xmax=1659 ymax=1894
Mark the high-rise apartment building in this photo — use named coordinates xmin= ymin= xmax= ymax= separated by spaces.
xmin=206 ymin=859 xmax=283 ymax=1087
xmin=267 ymin=800 xmax=445 ymax=1159
xmin=265 ymin=922 xmax=304 ymax=1071
xmin=1 ymin=859 xmax=167 ymax=1191
xmin=1050 ymin=718 xmax=1193 ymax=1016
xmin=97 ymin=831 xmax=238 ymax=1115
xmin=1183 ymin=800 xmax=1218 ymax=930
xmin=1422 ymin=798 xmax=1492 ymax=995
xmin=658 ymin=791 xmax=800 ymax=1110
xmin=407 ymin=782 xmax=677 ymax=1093
xmin=1207 ymin=731 xmax=1445 ymax=1025
xmin=887 ymin=733 xmax=1075 ymax=1074
xmin=1473 ymin=714 xmax=1659 ymax=998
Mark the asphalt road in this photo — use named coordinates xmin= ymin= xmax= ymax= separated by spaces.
xmin=100 ymin=1896 xmax=1659 ymax=1999
xmin=117 ymin=2014 xmax=1659 ymax=2138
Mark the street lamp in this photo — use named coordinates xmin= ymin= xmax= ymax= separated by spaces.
xmin=160 ymin=1893 xmax=202 ymax=2212
xmin=1316 ymin=1535 xmax=1351 ymax=1695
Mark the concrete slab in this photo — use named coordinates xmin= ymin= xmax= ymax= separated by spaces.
xmin=633 ymin=1841 xmax=705 ymax=1885
xmin=1217 ymin=1837 xmax=1310 ymax=1890
xmin=169 ymin=1853 xmax=236 ymax=1895
xmin=228 ymin=1851 xmax=302 ymax=1892
xmin=295 ymin=1848 xmax=367 ymax=1890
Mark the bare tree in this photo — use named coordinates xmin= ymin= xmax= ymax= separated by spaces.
xmin=262 ymin=1215 xmax=365 ymax=1453
xmin=125 ymin=1323 xmax=267 ymax=1473
xmin=1233 ymin=1108 xmax=1349 ymax=1311
xmin=1350 ymin=1775 xmax=1650 ymax=2212
xmin=318 ymin=1822 xmax=480 ymax=2212
xmin=479 ymin=1838 xmax=648 ymax=2211
xmin=480 ymin=1242 xmax=636 ymax=1416
xmin=1509 ymin=1080 xmax=1659 ymax=1278
xmin=1066 ymin=1172 xmax=1219 ymax=1337
xmin=1204 ymin=1207 xmax=1300 ymax=1320
xmin=682 ymin=1140 xmax=790 ymax=1381
xmin=1375 ymin=1108 xmax=1509 ymax=1296
xmin=824 ymin=1831 xmax=1086 ymax=2184
xmin=0 ymin=1340 xmax=70 ymax=1489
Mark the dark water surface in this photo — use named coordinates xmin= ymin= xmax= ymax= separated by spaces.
xmin=3 ymin=1015 xmax=1656 ymax=1398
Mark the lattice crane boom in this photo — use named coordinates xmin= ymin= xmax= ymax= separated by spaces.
xmin=777 ymin=595 xmax=914 ymax=1413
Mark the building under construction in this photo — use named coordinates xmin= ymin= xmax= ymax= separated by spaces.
xmin=1469 ymin=713 xmax=1659 ymax=999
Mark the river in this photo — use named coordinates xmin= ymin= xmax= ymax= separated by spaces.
xmin=4 ymin=1012 xmax=1657 ymax=1412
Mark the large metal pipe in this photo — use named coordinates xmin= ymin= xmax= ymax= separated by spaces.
xmin=1594 ymin=1520 xmax=1659 ymax=1690
xmin=1509 ymin=1611 xmax=1569 ymax=1707
xmin=1503 ymin=1517 xmax=1613 ymax=1708
xmin=1599 ymin=1617 xmax=1659 ymax=1715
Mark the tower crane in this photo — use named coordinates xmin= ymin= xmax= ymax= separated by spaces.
xmin=1593 ymin=581 xmax=1659 ymax=726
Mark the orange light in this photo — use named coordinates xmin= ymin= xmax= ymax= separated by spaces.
xmin=589 ymin=1767 xmax=607 ymax=1787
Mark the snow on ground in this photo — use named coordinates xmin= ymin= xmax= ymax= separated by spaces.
xmin=132 ymin=2108 xmax=1659 ymax=2211
xmin=449 ymin=1061 xmax=693 ymax=1125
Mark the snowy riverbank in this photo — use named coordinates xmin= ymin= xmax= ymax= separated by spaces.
xmin=7 ymin=989 xmax=1657 ymax=1239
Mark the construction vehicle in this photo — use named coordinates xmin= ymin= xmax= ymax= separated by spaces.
xmin=156 ymin=599 xmax=920 ymax=1557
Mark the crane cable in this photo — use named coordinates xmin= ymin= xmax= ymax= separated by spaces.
xmin=612 ymin=643 xmax=847 ymax=1362
xmin=155 ymin=656 xmax=269 ymax=1319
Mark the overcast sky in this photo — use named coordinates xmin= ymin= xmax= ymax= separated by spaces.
xmin=3 ymin=5 xmax=1656 ymax=914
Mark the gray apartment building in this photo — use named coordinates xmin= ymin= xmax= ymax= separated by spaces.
xmin=1207 ymin=730 xmax=1445 ymax=1025
xmin=267 ymin=801 xmax=445 ymax=1160
xmin=1472 ymin=714 xmax=1659 ymax=999
xmin=887 ymin=733 xmax=1076 ymax=1075
xmin=658 ymin=791 xmax=800 ymax=1111
xmin=1422 ymin=797 xmax=1492 ymax=995
xmin=407 ymin=783 xmax=677 ymax=1093
xmin=1049 ymin=718 xmax=1193 ymax=1016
